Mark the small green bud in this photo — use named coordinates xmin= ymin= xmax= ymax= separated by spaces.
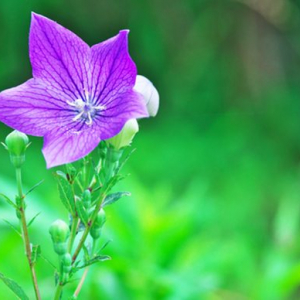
xmin=61 ymin=253 xmax=72 ymax=283
xmin=49 ymin=219 xmax=70 ymax=255
xmin=90 ymin=209 xmax=106 ymax=240
xmin=82 ymin=189 xmax=91 ymax=209
xmin=61 ymin=253 xmax=72 ymax=273
xmin=107 ymin=119 xmax=139 ymax=150
xmin=4 ymin=130 xmax=29 ymax=168
xmin=94 ymin=209 xmax=106 ymax=228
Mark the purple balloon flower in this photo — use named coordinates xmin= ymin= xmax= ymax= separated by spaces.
xmin=0 ymin=13 xmax=149 ymax=168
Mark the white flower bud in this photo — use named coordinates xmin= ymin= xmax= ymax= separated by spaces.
xmin=108 ymin=119 xmax=139 ymax=150
xmin=134 ymin=75 xmax=159 ymax=117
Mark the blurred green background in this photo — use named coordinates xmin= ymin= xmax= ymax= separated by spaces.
xmin=1 ymin=0 xmax=300 ymax=299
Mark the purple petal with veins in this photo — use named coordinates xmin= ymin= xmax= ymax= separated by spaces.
xmin=0 ymin=13 xmax=149 ymax=168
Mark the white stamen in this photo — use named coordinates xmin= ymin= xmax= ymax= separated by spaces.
xmin=67 ymin=95 xmax=106 ymax=125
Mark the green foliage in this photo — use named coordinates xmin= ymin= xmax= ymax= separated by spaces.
xmin=1 ymin=0 xmax=300 ymax=299
xmin=54 ymin=171 xmax=76 ymax=217
xmin=0 ymin=272 xmax=29 ymax=300
xmin=102 ymin=192 xmax=131 ymax=208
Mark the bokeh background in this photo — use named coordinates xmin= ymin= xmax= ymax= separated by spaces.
xmin=1 ymin=0 xmax=300 ymax=299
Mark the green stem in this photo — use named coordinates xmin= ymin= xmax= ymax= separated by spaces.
xmin=72 ymin=238 xmax=96 ymax=298
xmin=72 ymin=267 xmax=89 ymax=299
xmin=16 ymin=168 xmax=41 ymax=300
xmin=68 ymin=217 xmax=79 ymax=253
xmin=72 ymin=193 xmax=106 ymax=263
xmin=53 ymin=283 xmax=63 ymax=300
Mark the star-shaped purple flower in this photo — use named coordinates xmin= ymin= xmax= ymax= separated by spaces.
xmin=0 ymin=13 xmax=149 ymax=168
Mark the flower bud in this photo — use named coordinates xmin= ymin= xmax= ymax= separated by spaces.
xmin=108 ymin=119 xmax=139 ymax=150
xmin=94 ymin=209 xmax=106 ymax=228
xmin=90 ymin=209 xmax=106 ymax=240
xmin=134 ymin=75 xmax=159 ymax=117
xmin=61 ymin=253 xmax=72 ymax=273
xmin=61 ymin=253 xmax=72 ymax=283
xmin=49 ymin=219 xmax=70 ymax=255
xmin=4 ymin=130 xmax=29 ymax=168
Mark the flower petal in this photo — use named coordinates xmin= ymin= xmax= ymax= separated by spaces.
xmin=30 ymin=13 xmax=90 ymax=100
xmin=90 ymin=30 xmax=136 ymax=106
xmin=0 ymin=79 xmax=73 ymax=136
xmin=42 ymin=127 xmax=101 ymax=168
xmin=95 ymin=90 xmax=148 ymax=140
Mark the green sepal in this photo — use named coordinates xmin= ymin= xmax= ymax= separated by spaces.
xmin=75 ymin=199 xmax=88 ymax=226
xmin=0 ymin=194 xmax=17 ymax=209
xmin=0 ymin=272 xmax=29 ymax=300
xmin=54 ymin=171 xmax=76 ymax=216
xmin=31 ymin=245 xmax=41 ymax=264
xmin=102 ymin=192 xmax=131 ymax=208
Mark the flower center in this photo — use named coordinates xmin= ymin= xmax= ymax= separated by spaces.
xmin=67 ymin=96 xmax=106 ymax=126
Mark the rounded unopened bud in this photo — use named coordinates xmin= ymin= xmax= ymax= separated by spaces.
xmin=61 ymin=253 xmax=72 ymax=273
xmin=94 ymin=209 xmax=106 ymax=228
xmin=49 ymin=220 xmax=70 ymax=255
xmin=4 ymin=130 xmax=29 ymax=168
xmin=134 ymin=75 xmax=159 ymax=117
xmin=61 ymin=253 xmax=72 ymax=283
xmin=90 ymin=209 xmax=106 ymax=239
xmin=108 ymin=119 xmax=139 ymax=150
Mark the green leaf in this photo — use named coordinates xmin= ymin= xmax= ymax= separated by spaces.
xmin=104 ymin=174 xmax=126 ymax=193
xmin=0 ymin=272 xmax=29 ymax=300
xmin=75 ymin=200 xmax=88 ymax=226
xmin=0 ymin=194 xmax=17 ymax=209
xmin=25 ymin=180 xmax=44 ymax=196
xmin=31 ymin=245 xmax=41 ymax=264
xmin=76 ymin=255 xmax=111 ymax=270
xmin=102 ymin=192 xmax=130 ymax=208
xmin=54 ymin=171 xmax=76 ymax=216
xmin=115 ymin=148 xmax=136 ymax=174
xmin=2 ymin=219 xmax=22 ymax=237
xmin=97 ymin=240 xmax=112 ymax=253
xmin=27 ymin=212 xmax=41 ymax=228
xmin=40 ymin=254 xmax=56 ymax=270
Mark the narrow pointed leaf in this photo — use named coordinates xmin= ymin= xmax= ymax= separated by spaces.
xmin=0 ymin=194 xmax=17 ymax=209
xmin=76 ymin=255 xmax=111 ymax=270
xmin=2 ymin=219 xmax=22 ymax=237
xmin=25 ymin=179 xmax=44 ymax=196
xmin=102 ymin=192 xmax=130 ymax=208
xmin=27 ymin=212 xmax=41 ymax=228
xmin=97 ymin=240 xmax=112 ymax=254
xmin=40 ymin=254 xmax=56 ymax=270
xmin=0 ymin=272 xmax=29 ymax=300
xmin=115 ymin=148 xmax=136 ymax=174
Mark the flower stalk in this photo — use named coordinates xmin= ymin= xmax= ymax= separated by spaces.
xmin=15 ymin=167 xmax=41 ymax=300
xmin=72 ymin=192 xmax=107 ymax=263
